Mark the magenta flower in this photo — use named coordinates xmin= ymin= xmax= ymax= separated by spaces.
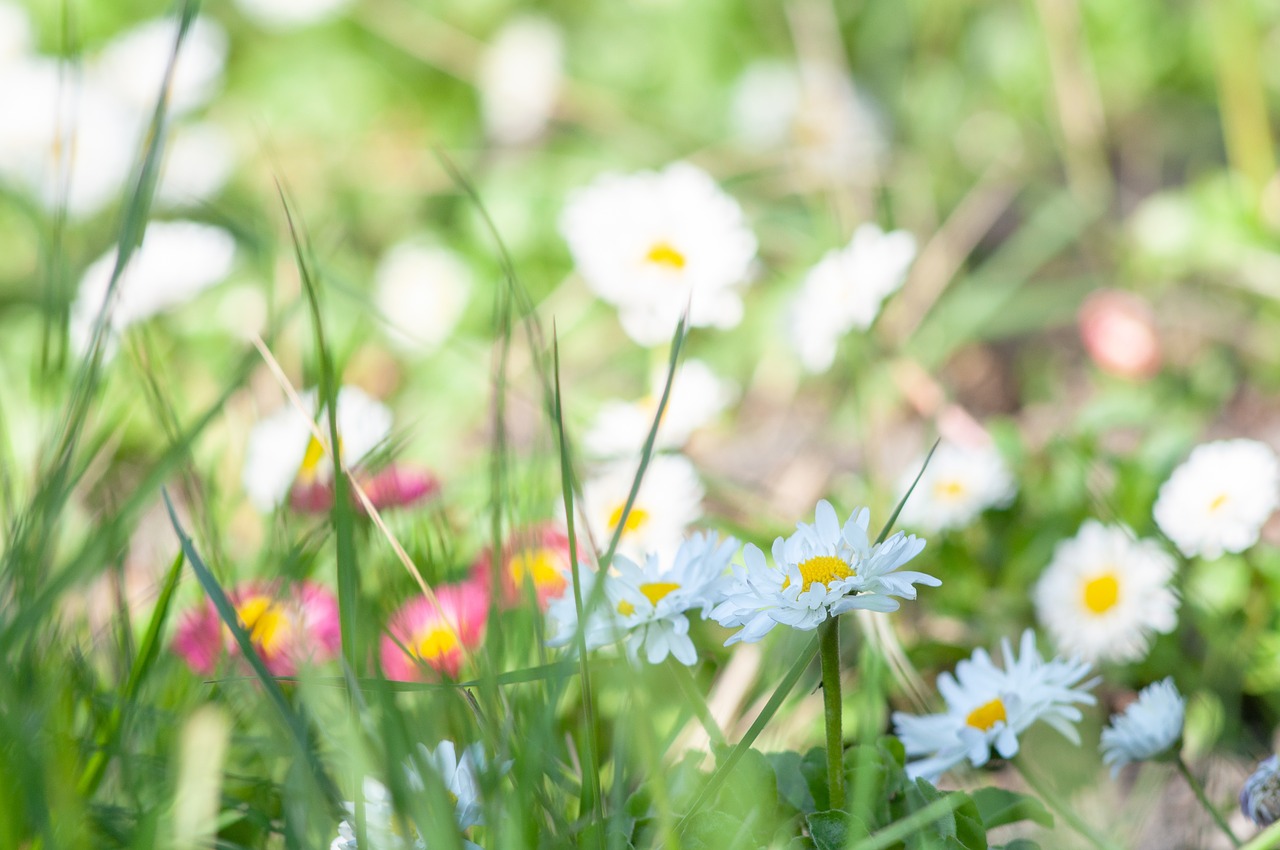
xmin=381 ymin=581 xmax=488 ymax=680
xmin=471 ymin=523 xmax=583 ymax=611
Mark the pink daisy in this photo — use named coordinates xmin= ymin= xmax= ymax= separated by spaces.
xmin=471 ymin=523 xmax=583 ymax=611
xmin=381 ymin=582 xmax=488 ymax=680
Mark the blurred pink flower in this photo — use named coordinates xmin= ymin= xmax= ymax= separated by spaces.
xmin=287 ymin=464 xmax=441 ymax=515
xmin=1078 ymin=289 xmax=1161 ymax=380
xmin=471 ymin=523 xmax=583 ymax=611
xmin=381 ymin=582 xmax=488 ymax=680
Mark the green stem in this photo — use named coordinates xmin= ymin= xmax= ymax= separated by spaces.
xmin=1014 ymin=758 xmax=1124 ymax=850
xmin=819 ymin=617 xmax=845 ymax=811
xmin=1241 ymin=819 xmax=1280 ymax=850
xmin=1177 ymin=756 xmax=1242 ymax=847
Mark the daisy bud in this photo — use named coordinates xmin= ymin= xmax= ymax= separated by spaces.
xmin=1242 ymin=755 xmax=1280 ymax=827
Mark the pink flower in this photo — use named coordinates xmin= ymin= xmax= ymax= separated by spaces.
xmin=1078 ymin=289 xmax=1161 ymax=380
xmin=471 ymin=523 xmax=582 ymax=611
xmin=381 ymin=582 xmax=488 ymax=680
xmin=287 ymin=464 xmax=441 ymax=515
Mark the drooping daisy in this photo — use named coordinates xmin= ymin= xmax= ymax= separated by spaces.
xmin=1153 ymin=439 xmax=1280 ymax=559
xmin=894 ymin=439 xmax=1017 ymax=533
xmin=92 ymin=16 xmax=227 ymax=117
xmin=559 ymin=162 xmax=758 ymax=346
xmin=891 ymin=629 xmax=1097 ymax=782
xmin=1242 ymin=755 xmax=1280 ymax=828
xmin=1100 ymin=678 xmax=1185 ymax=775
xmin=710 ymin=500 xmax=935 ymax=645
xmin=373 ymin=239 xmax=471 ymax=355
xmin=172 ymin=580 xmax=341 ymax=677
xmin=1034 ymin=521 xmax=1179 ymax=664
xmin=471 ymin=523 xmax=582 ymax=611
xmin=241 ymin=386 xmax=393 ymax=513
xmin=478 ymin=14 xmax=564 ymax=146
xmin=380 ymin=582 xmax=488 ymax=681
xmin=786 ymin=224 xmax=916 ymax=373
xmin=231 ymin=0 xmax=354 ymax=30
xmin=577 ymin=454 xmax=705 ymax=562
xmin=583 ymin=359 xmax=735 ymax=459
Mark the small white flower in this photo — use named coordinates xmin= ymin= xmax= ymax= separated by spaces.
xmin=710 ymin=500 xmax=934 ymax=645
xmin=1153 ymin=439 xmax=1280 ymax=559
xmin=895 ymin=440 xmax=1016 ymax=533
xmin=70 ymin=220 xmax=237 ymax=356
xmin=787 ymin=224 xmax=916 ymax=373
xmin=157 ymin=122 xmax=236 ymax=207
xmin=93 ymin=16 xmax=227 ymax=117
xmin=578 ymin=454 xmax=705 ymax=562
xmin=1100 ymin=678 xmax=1185 ymax=775
xmin=584 ymin=359 xmax=735 ymax=459
xmin=374 ymin=239 xmax=471 ymax=355
xmin=478 ymin=15 xmax=563 ymax=146
xmin=559 ymin=162 xmax=758 ymax=346
xmin=891 ymin=629 xmax=1097 ymax=782
xmin=1242 ymin=755 xmax=1280 ymax=827
xmin=544 ymin=568 xmax=611 ymax=653
xmin=1034 ymin=521 xmax=1179 ymax=664
xmin=242 ymin=386 xmax=393 ymax=512
xmin=232 ymin=0 xmax=354 ymax=30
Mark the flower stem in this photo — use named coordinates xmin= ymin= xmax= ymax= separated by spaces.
xmin=1013 ymin=758 xmax=1125 ymax=850
xmin=1241 ymin=818 xmax=1280 ymax=850
xmin=819 ymin=617 xmax=845 ymax=811
xmin=1177 ymin=756 xmax=1242 ymax=847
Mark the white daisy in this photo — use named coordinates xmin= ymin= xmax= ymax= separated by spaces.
xmin=1100 ymin=678 xmax=1185 ymax=775
xmin=787 ymin=224 xmax=916 ymax=373
xmin=93 ymin=16 xmax=227 ymax=117
xmin=729 ymin=61 xmax=803 ymax=151
xmin=895 ymin=439 xmax=1016 ymax=533
xmin=156 ymin=121 xmax=236 ymax=207
xmin=710 ymin=500 xmax=935 ymax=645
xmin=373 ymin=239 xmax=471 ymax=355
xmin=242 ymin=386 xmax=393 ymax=512
xmin=544 ymin=567 xmax=613 ymax=654
xmin=559 ymin=162 xmax=758 ymax=346
xmin=478 ymin=15 xmax=564 ymax=146
xmin=1153 ymin=439 xmax=1280 ymax=559
xmin=583 ymin=359 xmax=735 ymax=459
xmin=891 ymin=629 xmax=1097 ymax=782
xmin=1242 ymin=755 xmax=1280 ymax=827
xmin=231 ymin=0 xmax=354 ymax=30
xmin=1034 ymin=521 xmax=1179 ymax=664
xmin=578 ymin=454 xmax=704 ymax=562
xmin=70 ymin=220 xmax=237 ymax=356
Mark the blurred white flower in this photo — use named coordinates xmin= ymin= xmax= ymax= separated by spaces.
xmin=895 ymin=439 xmax=1016 ymax=533
xmin=478 ymin=15 xmax=563 ymax=146
xmin=242 ymin=386 xmax=393 ymax=513
xmin=892 ymin=630 xmax=1097 ymax=781
xmin=1153 ymin=439 xmax=1280 ymax=560
xmin=93 ymin=16 xmax=227 ymax=117
xmin=787 ymin=224 xmax=916 ymax=373
xmin=729 ymin=61 xmax=802 ymax=150
xmin=584 ymin=359 xmax=734 ymax=459
xmin=560 ymin=162 xmax=758 ymax=346
xmin=232 ymin=0 xmax=354 ymax=30
xmin=156 ymin=122 xmax=236 ymax=206
xmin=374 ymin=239 xmax=471 ymax=355
xmin=1034 ymin=521 xmax=1179 ymax=664
xmin=0 ymin=1 xmax=32 ymax=66
xmin=1100 ymin=678 xmax=1184 ymax=775
xmin=70 ymin=220 xmax=237 ymax=355
xmin=710 ymin=500 xmax=934 ymax=645
xmin=578 ymin=454 xmax=704 ymax=562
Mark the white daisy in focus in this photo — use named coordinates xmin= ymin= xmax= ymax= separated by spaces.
xmin=787 ymin=224 xmax=916 ymax=373
xmin=70 ymin=220 xmax=237 ymax=356
xmin=584 ymin=359 xmax=735 ymax=459
xmin=1034 ymin=521 xmax=1178 ymax=664
xmin=242 ymin=386 xmax=393 ymax=513
xmin=891 ymin=630 xmax=1097 ymax=782
xmin=374 ymin=239 xmax=471 ymax=355
xmin=93 ymin=16 xmax=227 ymax=117
xmin=1100 ymin=678 xmax=1185 ymax=776
xmin=710 ymin=500 xmax=934 ymax=645
xmin=578 ymin=454 xmax=704 ymax=562
xmin=156 ymin=122 xmax=236 ymax=206
xmin=559 ymin=162 xmax=758 ymax=346
xmin=478 ymin=15 xmax=563 ymax=146
xmin=1153 ymin=439 xmax=1280 ymax=559
xmin=895 ymin=439 xmax=1016 ymax=533
xmin=232 ymin=0 xmax=354 ymax=30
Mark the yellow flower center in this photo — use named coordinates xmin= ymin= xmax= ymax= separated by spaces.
xmin=508 ymin=547 xmax=566 ymax=593
xmin=1082 ymin=572 xmax=1120 ymax=615
xmin=1208 ymin=492 xmax=1229 ymax=513
xmin=415 ymin=626 xmax=460 ymax=661
xmin=965 ymin=698 xmax=1007 ymax=732
xmin=784 ymin=555 xmax=854 ymax=592
xmin=617 ymin=599 xmax=636 ymax=616
xmin=933 ymin=479 xmax=966 ymax=501
xmin=236 ymin=595 xmax=292 ymax=658
xmin=608 ymin=504 xmax=650 ymax=536
xmin=639 ymin=582 xmax=680 ymax=606
xmin=297 ymin=434 xmax=342 ymax=483
xmin=645 ymin=241 xmax=686 ymax=270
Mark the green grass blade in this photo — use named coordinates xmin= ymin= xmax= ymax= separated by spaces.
xmin=875 ymin=438 xmax=939 ymax=545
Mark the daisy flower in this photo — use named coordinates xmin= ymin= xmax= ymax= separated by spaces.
xmin=583 ymin=359 xmax=735 ymax=459
xmin=1153 ymin=439 xmax=1280 ymax=559
xmin=241 ymin=386 xmax=393 ymax=513
xmin=710 ymin=500 xmax=935 ymax=645
xmin=891 ymin=630 xmax=1097 ymax=782
xmin=356 ymin=465 xmax=441 ymax=513
xmin=1034 ymin=521 xmax=1179 ymax=664
xmin=559 ymin=162 xmax=758 ymax=346
xmin=172 ymin=580 xmax=340 ymax=677
xmin=578 ymin=454 xmax=705 ymax=562
xmin=787 ymin=223 xmax=916 ymax=373
xmin=471 ymin=523 xmax=582 ymax=611
xmin=380 ymin=582 xmax=488 ymax=681
xmin=374 ymin=239 xmax=471 ymax=356
xmin=478 ymin=15 xmax=564 ymax=146
xmin=1242 ymin=755 xmax=1280 ymax=827
xmin=895 ymin=439 xmax=1016 ymax=533
xmin=1100 ymin=678 xmax=1185 ymax=775
xmin=543 ymin=568 xmax=612 ymax=654
xmin=92 ymin=16 xmax=227 ymax=117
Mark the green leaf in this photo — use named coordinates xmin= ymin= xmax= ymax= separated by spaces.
xmin=971 ymin=787 xmax=1054 ymax=830
xmin=993 ymin=841 xmax=1041 ymax=850
xmin=684 ymin=810 xmax=755 ymax=850
xmin=769 ymin=751 xmax=817 ymax=815
xmin=808 ymin=810 xmax=872 ymax=850
xmin=952 ymin=795 xmax=988 ymax=850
